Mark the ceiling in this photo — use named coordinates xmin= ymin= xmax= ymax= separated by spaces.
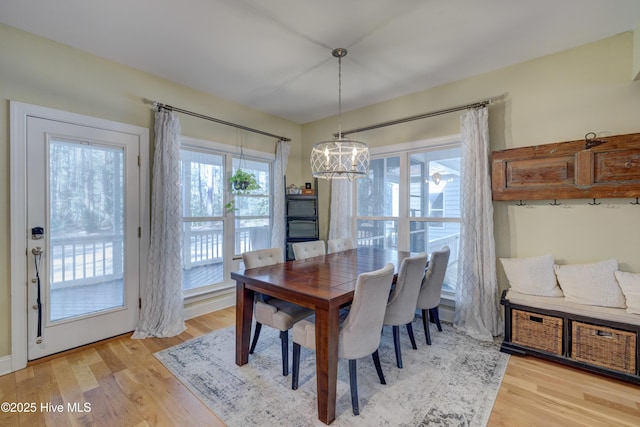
xmin=1 ymin=0 xmax=640 ymax=124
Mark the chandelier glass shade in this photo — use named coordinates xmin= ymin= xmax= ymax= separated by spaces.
xmin=311 ymin=138 xmax=370 ymax=180
xmin=311 ymin=48 xmax=369 ymax=180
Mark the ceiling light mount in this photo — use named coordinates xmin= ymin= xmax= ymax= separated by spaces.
xmin=311 ymin=48 xmax=369 ymax=180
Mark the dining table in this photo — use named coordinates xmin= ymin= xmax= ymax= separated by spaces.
xmin=231 ymin=246 xmax=415 ymax=424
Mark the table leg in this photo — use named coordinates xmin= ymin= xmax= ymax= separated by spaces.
xmin=235 ymin=281 xmax=254 ymax=366
xmin=315 ymin=305 xmax=340 ymax=424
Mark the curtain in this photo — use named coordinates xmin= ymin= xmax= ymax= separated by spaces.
xmin=132 ymin=110 xmax=185 ymax=339
xmin=328 ymin=179 xmax=352 ymax=240
xmin=453 ymin=107 xmax=503 ymax=341
xmin=271 ymin=140 xmax=290 ymax=253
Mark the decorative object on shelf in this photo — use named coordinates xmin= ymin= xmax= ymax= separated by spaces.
xmin=310 ymin=48 xmax=369 ymax=180
xmin=287 ymin=184 xmax=302 ymax=195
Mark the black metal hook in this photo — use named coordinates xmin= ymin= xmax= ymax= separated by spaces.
xmin=549 ymin=199 xmax=561 ymax=206
xmin=588 ymin=198 xmax=601 ymax=205
xmin=515 ymin=200 xmax=526 ymax=206
xmin=584 ymin=132 xmax=606 ymax=149
xmin=631 ymin=198 xmax=640 ymax=205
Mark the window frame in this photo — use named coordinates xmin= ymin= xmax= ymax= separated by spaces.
xmin=353 ymin=134 xmax=461 ymax=297
xmin=180 ymin=136 xmax=274 ymax=299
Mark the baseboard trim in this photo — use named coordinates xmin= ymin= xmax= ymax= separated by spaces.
xmin=0 ymin=355 xmax=12 ymax=376
xmin=184 ymin=289 xmax=235 ymax=320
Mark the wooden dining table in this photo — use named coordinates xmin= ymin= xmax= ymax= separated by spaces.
xmin=231 ymin=246 xmax=414 ymax=425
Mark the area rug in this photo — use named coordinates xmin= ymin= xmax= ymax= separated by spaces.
xmin=155 ymin=320 xmax=509 ymax=426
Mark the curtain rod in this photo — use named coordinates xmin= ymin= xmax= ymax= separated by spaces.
xmin=148 ymin=100 xmax=291 ymax=142
xmin=336 ymin=97 xmax=495 ymax=138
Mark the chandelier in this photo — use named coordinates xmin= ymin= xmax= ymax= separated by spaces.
xmin=311 ymin=48 xmax=369 ymax=180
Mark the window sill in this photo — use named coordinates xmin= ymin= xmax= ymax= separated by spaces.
xmin=184 ymin=282 xmax=235 ymax=305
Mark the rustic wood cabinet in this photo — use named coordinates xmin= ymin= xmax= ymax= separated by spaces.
xmin=491 ymin=132 xmax=640 ymax=201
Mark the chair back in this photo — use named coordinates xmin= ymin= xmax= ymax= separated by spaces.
xmin=338 ymin=263 xmax=395 ymax=360
xmin=242 ymin=248 xmax=284 ymax=268
xmin=292 ymin=240 xmax=326 ymax=260
xmin=327 ymin=238 xmax=356 ymax=254
xmin=417 ymin=246 xmax=451 ymax=310
xmin=383 ymin=253 xmax=429 ymax=326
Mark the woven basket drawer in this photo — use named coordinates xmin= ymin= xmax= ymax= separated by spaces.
xmin=512 ymin=309 xmax=563 ymax=355
xmin=571 ymin=322 xmax=636 ymax=374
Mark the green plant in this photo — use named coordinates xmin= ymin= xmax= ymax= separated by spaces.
xmin=229 ymin=168 xmax=260 ymax=193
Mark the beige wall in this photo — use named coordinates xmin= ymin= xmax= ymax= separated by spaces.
xmin=0 ymin=23 xmax=302 ymax=357
xmin=2 ymin=22 xmax=639 ymax=360
xmin=634 ymin=21 xmax=640 ymax=80
xmin=302 ymin=32 xmax=640 ymax=294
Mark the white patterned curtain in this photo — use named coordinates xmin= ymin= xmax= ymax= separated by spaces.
xmin=133 ymin=110 xmax=185 ymax=339
xmin=271 ymin=140 xmax=290 ymax=252
xmin=328 ymin=179 xmax=352 ymax=240
xmin=453 ymin=107 xmax=503 ymax=341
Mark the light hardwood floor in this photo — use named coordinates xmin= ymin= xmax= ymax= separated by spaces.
xmin=1 ymin=307 xmax=639 ymax=426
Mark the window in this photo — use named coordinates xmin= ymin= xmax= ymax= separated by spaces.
xmin=180 ymin=139 xmax=273 ymax=296
xmin=355 ymin=137 xmax=460 ymax=294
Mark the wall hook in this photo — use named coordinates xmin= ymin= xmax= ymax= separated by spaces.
xmin=549 ymin=199 xmax=561 ymax=206
xmin=516 ymin=200 xmax=526 ymax=206
xmin=588 ymin=198 xmax=601 ymax=205
xmin=631 ymin=198 xmax=640 ymax=205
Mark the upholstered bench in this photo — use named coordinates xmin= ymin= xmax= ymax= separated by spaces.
xmin=498 ymin=256 xmax=640 ymax=384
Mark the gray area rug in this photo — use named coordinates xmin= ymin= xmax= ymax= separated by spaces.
xmin=155 ymin=320 xmax=508 ymax=426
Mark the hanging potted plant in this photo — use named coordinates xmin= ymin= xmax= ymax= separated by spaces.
xmin=229 ymin=168 xmax=260 ymax=193
xmin=226 ymin=168 xmax=260 ymax=213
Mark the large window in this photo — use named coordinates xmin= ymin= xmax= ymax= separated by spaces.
xmin=180 ymin=139 xmax=273 ymax=296
xmin=355 ymin=138 xmax=460 ymax=294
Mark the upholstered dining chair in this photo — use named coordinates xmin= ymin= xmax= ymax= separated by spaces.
xmin=416 ymin=246 xmax=450 ymax=345
xmin=291 ymin=240 xmax=326 ymax=259
xmin=291 ymin=263 xmax=395 ymax=416
xmin=327 ymin=237 xmax=356 ymax=254
xmin=382 ymin=252 xmax=429 ymax=368
xmin=242 ymin=248 xmax=313 ymax=376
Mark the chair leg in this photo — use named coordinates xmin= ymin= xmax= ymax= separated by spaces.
xmin=422 ymin=309 xmax=431 ymax=345
xmin=372 ymin=350 xmax=386 ymax=385
xmin=249 ymin=322 xmax=262 ymax=354
xmin=430 ymin=307 xmax=443 ymax=332
xmin=291 ymin=343 xmax=300 ymax=390
xmin=348 ymin=359 xmax=360 ymax=416
xmin=280 ymin=330 xmax=289 ymax=376
xmin=406 ymin=322 xmax=417 ymax=350
xmin=392 ymin=325 xmax=403 ymax=369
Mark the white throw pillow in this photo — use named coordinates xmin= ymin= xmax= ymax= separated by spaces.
xmin=554 ymin=259 xmax=625 ymax=308
xmin=500 ymin=254 xmax=563 ymax=297
xmin=614 ymin=271 xmax=640 ymax=315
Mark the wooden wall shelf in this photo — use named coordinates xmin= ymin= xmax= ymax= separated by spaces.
xmin=491 ymin=132 xmax=640 ymax=201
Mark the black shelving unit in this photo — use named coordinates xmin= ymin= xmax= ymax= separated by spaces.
xmin=285 ymin=178 xmax=318 ymax=260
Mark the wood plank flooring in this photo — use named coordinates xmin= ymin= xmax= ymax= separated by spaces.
xmin=1 ymin=307 xmax=639 ymax=426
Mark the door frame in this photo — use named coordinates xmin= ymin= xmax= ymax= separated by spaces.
xmin=10 ymin=101 xmax=149 ymax=371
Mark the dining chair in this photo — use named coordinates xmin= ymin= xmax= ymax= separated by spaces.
xmin=416 ymin=246 xmax=450 ymax=345
xmin=291 ymin=263 xmax=395 ymax=416
xmin=242 ymin=248 xmax=313 ymax=376
xmin=291 ymin=240 xmax=326 ymax=259
xmin=382 ymin=252 xmax=428 ymax=368
xmin=327 ymin=237 xmax=356 ymax=254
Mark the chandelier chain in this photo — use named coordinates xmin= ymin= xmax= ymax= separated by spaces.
xmin=337 ymin=54 xmax=342 ymax=138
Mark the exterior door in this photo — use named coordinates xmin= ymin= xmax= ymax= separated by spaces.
xmin=26 ymin=117 xmax=141 ymax=359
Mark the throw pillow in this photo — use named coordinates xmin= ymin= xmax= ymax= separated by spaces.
xmin=614 ymin=271 xmax=640 ymax=315
xmin=500 ymin=254 xmax=563 ymax=297
xmin=554 ymin=259 xmax=625 ymax=308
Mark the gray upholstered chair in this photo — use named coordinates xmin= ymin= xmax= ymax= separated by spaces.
xmin=382 ymin=252 xmax=429 ymax=368
xmin=416 ymin=246 xmax=450 ymax=345
xmin=242 ymin=248 xmax=313 ymax=376
xmin=327 ymin=237 xmax=356 ymax=254
xmin=291 ymin=263 xmax=395 ymax=416
xmin=291 ymin=240 xmax=326 ymax=259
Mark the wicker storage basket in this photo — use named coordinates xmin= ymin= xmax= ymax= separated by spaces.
xmin=512 ymin=309 xmax=563 ymax=355
xmin=571 ymin=322 xmax=636 ymax=374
